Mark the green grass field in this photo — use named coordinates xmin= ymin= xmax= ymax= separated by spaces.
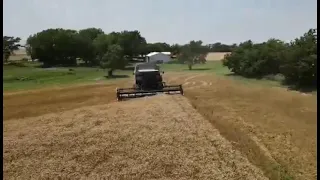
xmin=160 ymin=61 xmax=285 ymax=88
xmin=160 ymin=61 xmax=229 ymax=75
xmin=3 ymin=62 xmax=131 ymax=91
xmin=3 ymin=61 xmax=285 ymax=92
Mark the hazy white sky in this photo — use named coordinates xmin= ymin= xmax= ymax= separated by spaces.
xmin=3 ymin=0 xmax=317 ymax=45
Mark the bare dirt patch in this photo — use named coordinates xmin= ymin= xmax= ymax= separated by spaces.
xmin=4 ymin=94 xmax=267 ymax=180
xmin=205 ymin=52 xmax=230 ymax=61
xmin=8 ymin=49 xmax=31 ymax=61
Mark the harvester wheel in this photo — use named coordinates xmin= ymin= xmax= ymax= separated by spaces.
xmin=133 ymin=84 xmax=137 ymax=89
xmin=116 ymin=88 xmax=122 ymax=101
xmin=180 ymin=85 xmax=184 ymax=95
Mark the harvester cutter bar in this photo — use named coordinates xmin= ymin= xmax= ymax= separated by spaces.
xmin=116 ymin=85 xmax=183 ymax=101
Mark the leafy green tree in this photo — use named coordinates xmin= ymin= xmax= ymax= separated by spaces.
xmin=280 ymin=28 xmax=317 ymax=89
xmin=222 ymin=28 xmax=317 ymax=90
xmin=189 ymin=40 xmax=206 ymax=54
xmin=92 ymin=34 xmax=113 ymax=64
xmin=78 ymin=28 xmax=104 ymax=65
xmin=79 ymin=28 xmax=104 ymax=41
xmin=26 ymin=28 xmax=81 ymax=67
xmin=178 ymin=40 xmax=206 ymax=70
xmin=100 ymin=44 xmax=125 ymax=77
xmin=170 ymin=44 xmax=181 ymax=56
xmin=178 ymin=45 xmax=194 ymax=70
xmin=3 ymin=36 xmax=21 ymax=63
xmin=222 ymin=39 xmax=287 ymax=78
xmin=207 ymin=42 xmax=234 ymax=52
xmin=117 ymin=30 xmax=147 ymax=58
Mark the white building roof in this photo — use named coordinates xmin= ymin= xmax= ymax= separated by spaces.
xmin=146 ymin=52 xmax=171 ymax=57
xmin=146 ymin=52 xmax=160 ymax=57
xmin=161 ymin=52 xmax=171 ymax=55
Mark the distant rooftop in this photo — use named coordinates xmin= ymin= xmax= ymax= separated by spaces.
xmin=146 ymin=52 xmax=171 ymax=57
xmin=161 ymin=52 xmax=171 ymax=55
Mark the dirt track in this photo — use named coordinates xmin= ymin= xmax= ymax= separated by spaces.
xmin=3 ymin=72 xmax=317 ymax=180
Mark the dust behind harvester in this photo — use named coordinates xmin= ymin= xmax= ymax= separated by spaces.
xmin=116 ymin=63 xmax=184 ymax=101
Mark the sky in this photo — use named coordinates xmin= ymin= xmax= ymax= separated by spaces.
xmin=4 ymin=0 xmax=317 ymax=45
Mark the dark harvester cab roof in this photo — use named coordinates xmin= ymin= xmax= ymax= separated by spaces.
xmin=134 ymin=63 xmax=160 ymax=73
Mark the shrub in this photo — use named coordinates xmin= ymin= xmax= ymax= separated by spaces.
xmin=280 ymin=29 xmax=317 ymax=89
xmin=222 ymin=28 xmax=317 ymax=89
xmin=223 ymin=39 xmax=287 ymax=78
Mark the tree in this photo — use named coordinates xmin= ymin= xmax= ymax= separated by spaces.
xmin=189 ymin=40 xmax=206 ymax=54
xmin=117 ymin=30 xmax=147 ymax=58
xmin=280 ymin=28 xmax=317 ymax=89
xmin=3 ymin=36 xmax=21 ymax=63
xmin=178 ymin=45 xmax=194 ymax=70
xmin=78 ymin=28 xmax=105 ymax=65
xmin=26 ymin=28 xmax=147 ymax=67
xmin=178 ymin=40 xmax=206 ymax=70
xmin=26 ymin=28 xmax=81 ymax=67
xmin=78 ymin=28 xmax=104 ymax=41
xmin=222 ymin=28 xmax=317 ymax=90
xmin=195 ymin=54 xmax=206 ymax=64
xmin=100 ymin=44 xmax=125 ymax=77
xmin=170 ymin=44 xmax=181 ymax=56
xmin=207 ymin=42 xmax=234 ymax=52
xmin=222 ymin=39 xmax=287 ymax=78
xmin=93 ymin=34 xmax=114 ymax=64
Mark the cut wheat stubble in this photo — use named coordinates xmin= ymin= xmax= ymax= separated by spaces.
xmin=4 ymin=94 xmax=267 ymax=180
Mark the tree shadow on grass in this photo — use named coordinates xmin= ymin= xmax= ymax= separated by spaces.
xmin=224 ymin=73 xmax=237 ymax=77
xmin=104 ymin=74 xmax=130 ymax=79
xmin=282 ymin=83 xmax=317 ymax=93
xmin=183 ymin=68 xmax=212 ymax=71
xmin=121 ymin=66 xmax=135 ymax=71
xmin=224 ymin=73 xmax=267 ymax=80
xmin=5 ymin=61 xmax=28 ymax=67
xmin=225 ymin=73 xmax=317 ymax=93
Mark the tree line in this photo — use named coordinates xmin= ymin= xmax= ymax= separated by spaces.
xmin=222 ymin=28 xmax=317 ymax=90
xmin=3 ymin=27 xmax=317 ymax=89
xmin=3 ymin=28 xmax=235 ymax=70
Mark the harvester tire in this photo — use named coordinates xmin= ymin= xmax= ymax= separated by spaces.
xmin=180 ymin=85 xmax=184 ymax=95
xmin=116 ymin=88 xmax=121 ymax=101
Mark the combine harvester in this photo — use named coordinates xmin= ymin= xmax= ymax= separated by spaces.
xmin=116 ymin=63 xmax=183 ymax=101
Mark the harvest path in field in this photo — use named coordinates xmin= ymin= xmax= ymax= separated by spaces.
xmin=4 ymin=94 xmax=267 ymax=180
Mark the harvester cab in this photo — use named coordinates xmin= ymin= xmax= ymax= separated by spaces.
xmin=116 ymin=63 xmax=183 ymax=101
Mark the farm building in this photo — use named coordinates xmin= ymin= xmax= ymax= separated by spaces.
xmin=145 ymin=52 xmax=171 ymax=64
